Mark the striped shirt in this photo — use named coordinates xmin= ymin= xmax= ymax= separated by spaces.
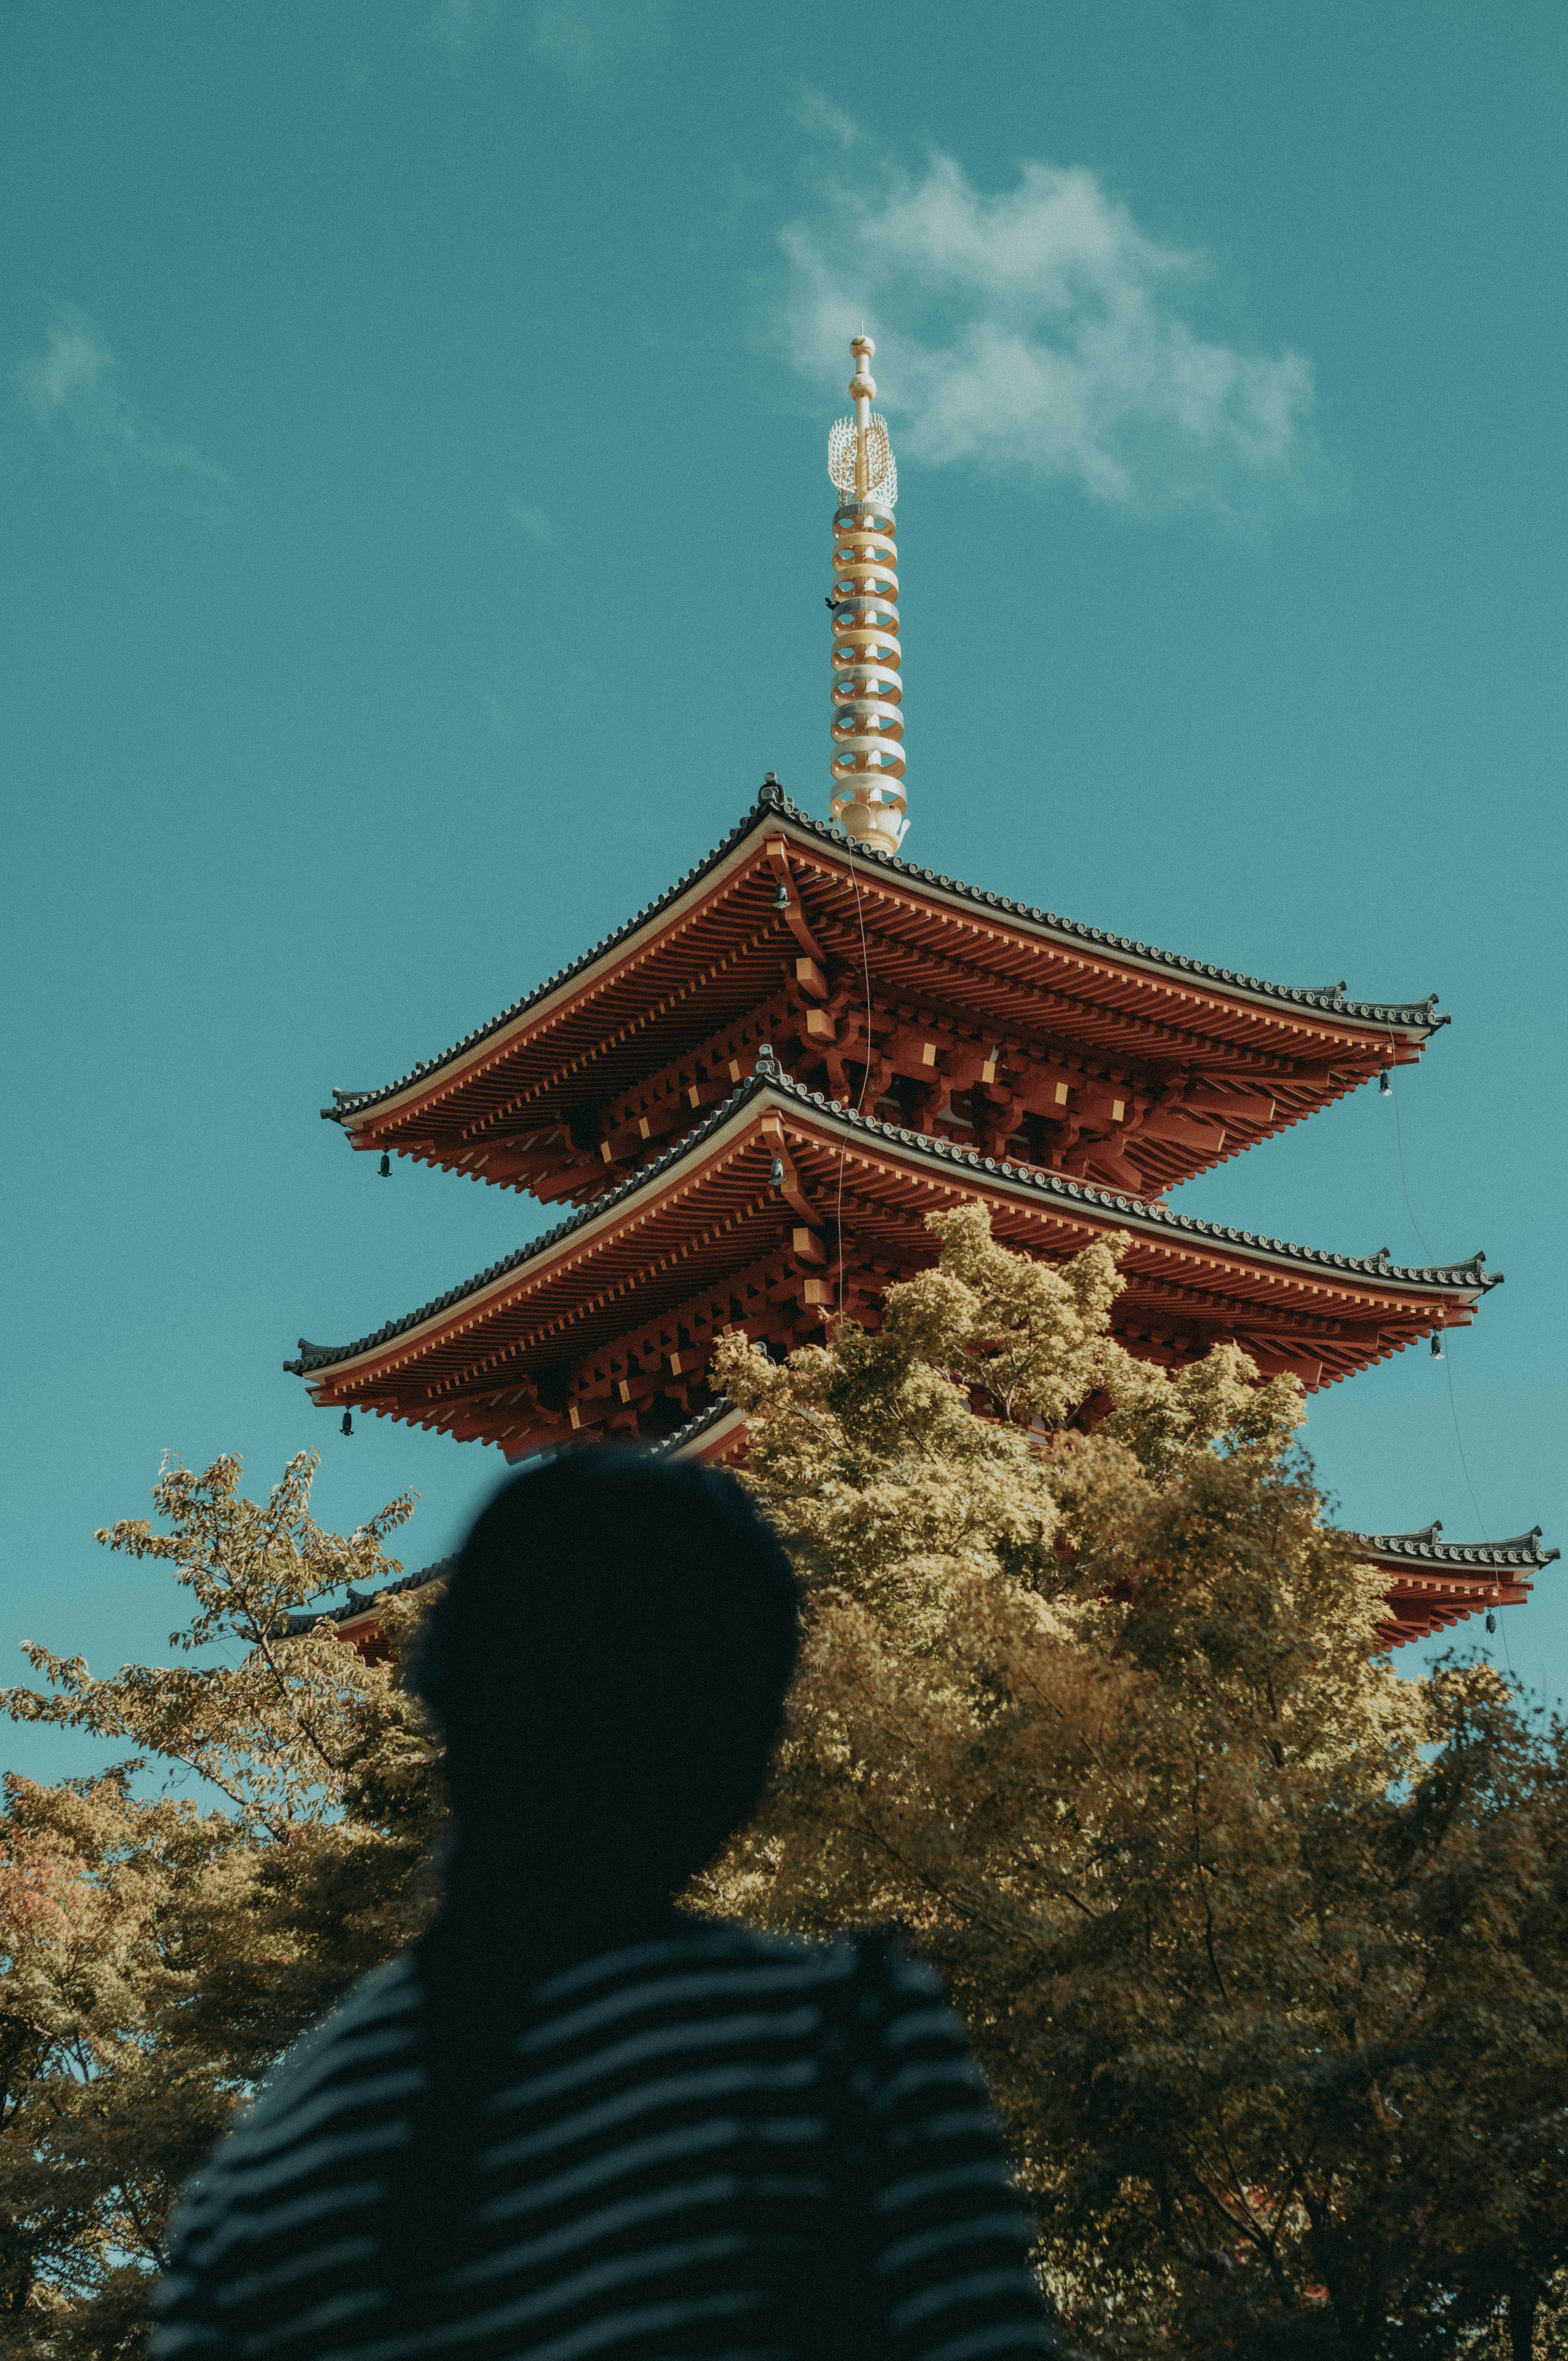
xmin=153 ymin=1920 xmax=1053 ymax=2361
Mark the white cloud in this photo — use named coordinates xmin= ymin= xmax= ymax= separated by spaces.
xmin=13 ymin=307 xmax=243 ymax=519
xmin=779 ymin=125 xmax=1314 ymax=515
xmin=502 ymin=493 xmax=555 ymax=543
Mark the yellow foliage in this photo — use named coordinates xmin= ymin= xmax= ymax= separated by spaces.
xmin=0 ymin=1453 xmax=444 ymax=2348
xmin=705 ymin=1205 xmax=1568 ymax=2361
xmin=2 ymin=1235 xmax=1563 ymax=2358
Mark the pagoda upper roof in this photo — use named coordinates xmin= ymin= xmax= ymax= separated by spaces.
xmin=321 ymin=787 xmax=1449 ymax=1197
xmin=287 ymin=1062 xmax=1498 ymax=1405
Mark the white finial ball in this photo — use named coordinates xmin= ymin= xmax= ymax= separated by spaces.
xmin=851 ymin=334 xmax=875 ymax=359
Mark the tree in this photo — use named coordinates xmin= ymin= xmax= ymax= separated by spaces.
xmin=704 ymin=1204 xmax=1568 ymax=2361
xmin=3 ymin=1219 xmax=1564 ymax=2358
xmin=0 ymin=1454 xmax=440 ymax=2356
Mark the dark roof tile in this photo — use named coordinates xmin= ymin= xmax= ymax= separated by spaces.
xmin=655 ymin=1397 xmax=740 ymax=1457
xmin=283 ymin=1555 xmax=454 ymax=1637
xmin=1346 ymin=1523 xmax=1559 ymax=1573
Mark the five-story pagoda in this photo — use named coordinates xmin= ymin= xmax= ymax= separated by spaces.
xmin=286 ymin=339 xmax=1553 ymax=1646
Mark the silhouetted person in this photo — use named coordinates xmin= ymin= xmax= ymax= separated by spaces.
xmin=155 ymin=1450 xmax=1056 ymax=2359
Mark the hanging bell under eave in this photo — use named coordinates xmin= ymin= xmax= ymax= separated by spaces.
xmin=341 ymin=1412 xmax=353 ymax=1437
xmin=1486 ymin=1612 xmax=1497 ymax=1634
xmin=1379 ymin=1071 xmax=1392 ymax=1095
xmin=379 ymin=1152 xmax=391 ymax=1178
xmin=774 ymin=880 xmax=790 ymax=911
xmin=1430 ymin=1334 xmax=1443 ymax=1359
xmin=770 ymin=1153 xmax=785 ymax=1187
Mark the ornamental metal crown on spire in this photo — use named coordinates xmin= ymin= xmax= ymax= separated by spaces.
xmin=827 ymin=334 xmax=907 ymax=855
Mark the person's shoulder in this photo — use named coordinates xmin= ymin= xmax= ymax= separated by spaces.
xmin=218 ymin=1954 xmax=421 ymax=2161
xmin=693 ymin=1926 xmax=970 ymax=2062
xmin=671 ymin=1916 xmax=867 ymax=1984
xmin=523 ymin=1919 xmax=956 ymax=2025
xmin=855 ymin=1927 xmax=949 ymax=1999
xmin=163 ymin=1953 xmax=421 ymax=2256
xmin=529 ymin=1918 xmax=866 ymax=2012
xmin=680 ymin=1919 xmax=848 ymax=1965
xmin=678 ymin=1918 xmax=951 ymax=2008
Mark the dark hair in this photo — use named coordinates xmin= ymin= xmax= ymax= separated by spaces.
xmin=412 ymin=1450 xmax=799 ymax=1894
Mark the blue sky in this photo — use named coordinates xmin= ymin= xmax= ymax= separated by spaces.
xmin=4 ymin=0 xmax=1564 ymax=1783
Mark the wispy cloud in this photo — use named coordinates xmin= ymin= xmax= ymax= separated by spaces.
xmin=791 ymin=89 xmax=858 ymax=151
xmin=502 ymin=493 xmax=556 ymax=543
xmin=779 ymin=115 xmax=1315 ymax=516
xmin=526 ymin=0 xmax=665 ymax=82
xmin=421 ymin=0 xmax=505 ymax=54
xmin=421 ymin=0 xmax=666 ymax=76
xmin=13 ymin=307 xmax=243 ymax=520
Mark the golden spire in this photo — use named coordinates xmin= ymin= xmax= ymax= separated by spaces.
xmin=828 ymin=334 xmax=906 ymax=854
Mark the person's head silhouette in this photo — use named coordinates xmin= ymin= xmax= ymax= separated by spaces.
xmin=413 ymin=1449 xmax=799 ymax=1935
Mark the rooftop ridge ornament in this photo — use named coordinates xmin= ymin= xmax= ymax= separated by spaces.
xmin=828 ymin=334 xmax=907 ymax=855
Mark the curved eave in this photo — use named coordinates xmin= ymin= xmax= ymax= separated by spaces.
xmin=658 ymin=1399 xmax=748 ymax=1466
xmin=323 ymin=786 xmax=1449 ymax=1142
xmin=287 ymin=1069 xmax=1497 ymax=1411
xmin=284 ymin=1557 xmax=451 ymax=1644
xmin=1349 ymin=1526 xmax=1559 ymax=1575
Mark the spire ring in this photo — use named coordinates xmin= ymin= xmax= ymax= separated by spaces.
xmin=828 ymin=335 xmax=905 ymax=851
xmin=827 ymin=482 xmax=906 ymax=851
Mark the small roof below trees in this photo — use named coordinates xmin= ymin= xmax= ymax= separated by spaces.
xmin=284 ymin=1499 xmax=1555 ymax=1662
xmin=1350 ymin=1523 xmax=1560 ymax=1573
xmin=1348 ymin=1524 xmax=1560 ymax=1646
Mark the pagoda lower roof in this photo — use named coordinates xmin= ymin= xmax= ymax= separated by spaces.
xmin=284 ymin=1409 xmax=746 ymax=1655
xmin=321 ymin=785 xmax=1449 ymax=1206
xmin=283 ymin=1485 xmax=1552 ymax=1663
xmin=285 ymin=1559 xmax=452 ymax=1652
xmin=286 ymin=1064 xmax=1498 ymax=1447
xmin=1349 ymin=1524 xmax=1559 ymax=1646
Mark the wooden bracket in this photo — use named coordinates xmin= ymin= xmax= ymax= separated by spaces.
xmin=764 ymin=838 xmax=830 ymax=969
xmin=760 ymin=1115 xmax=818 ymax=1224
